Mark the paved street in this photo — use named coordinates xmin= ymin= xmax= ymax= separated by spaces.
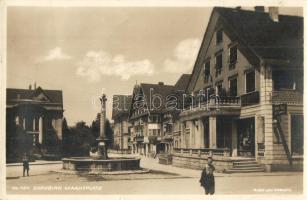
xmin=6 ymin=156 xmax=303 ymax=195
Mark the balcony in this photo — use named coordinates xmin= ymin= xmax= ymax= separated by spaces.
xmin=182 ymin=96 xmax=240 ymax=113
xmin=241 ymin=91 xmax=260 ymax=106
xmin=180 ymin=96 xmax=241 ymax=121
xmin=161 ymin=134 xmax=173 ymax=143
xmin=135 ymin=135 xmax=144 ymax=142
xmin=272 ymin=90 xmax=303 ymax=105
xmin=148 ymin=135 xmax=161 ymax=144
xmin=209 ymin=96 xmax=240 ymax=107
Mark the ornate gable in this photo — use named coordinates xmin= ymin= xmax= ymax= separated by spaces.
xmin=30 ymin=87 xmax=52 ymax=102
xmin=128 ymin=85 xmax=149 ymax=120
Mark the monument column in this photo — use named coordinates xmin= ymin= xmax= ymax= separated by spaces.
xmin=97 ymin=94 xmax=108 ymax=159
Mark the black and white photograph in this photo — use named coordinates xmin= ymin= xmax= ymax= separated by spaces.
xmin=1 ymin=0 xmax=305 ymax=199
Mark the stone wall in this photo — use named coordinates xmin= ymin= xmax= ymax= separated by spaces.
xmin=172 ymin=154 xmax=233 ymax=172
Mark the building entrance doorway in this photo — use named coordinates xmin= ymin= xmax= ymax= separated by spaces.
xmin=216 ymin=116 xmax=232 ymax=149
xmin=291 ymin=115 xmax=303 ymax=156
xmin=237 ymin=117 xmax=255 ymax=157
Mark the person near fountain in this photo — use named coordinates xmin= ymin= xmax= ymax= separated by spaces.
xmin=22 ymin=153 xmax=30 ymax=177
xmin=199 ymin=156 xmax=215 ymax=195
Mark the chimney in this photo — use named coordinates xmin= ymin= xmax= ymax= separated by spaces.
xmin=254 ymin=6 xmax=265 ymax=12
xmin=29 ymin=84 xmax=32 ymax=90
xmin=158 ymin=82 xmax=164 ymax=85
xmin=269 ymin=7 xmax=279 ymax=22
xmin=34 ymin=82 xmax=36 ymax=89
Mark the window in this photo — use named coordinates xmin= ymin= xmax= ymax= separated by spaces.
xmin=245 ymin=71 xmax=255 ymax=93
xmin=229 ymin=78 xmax=238 ymax=96
xmin=204 ymin=60 xmax=210 ymax=83
xmin=272 ymin=70 xmax=303 ymax=91
xmin=150 ymin=115 xmax=160 ymax=123
xmin=164 ymin=123 xmax=173 ymax=133
xmin=229 ymin=45 xmax=237 ymax=69
xmin=216 ymin=29 xmax=223 ymax=44
xmin=216 ymin=83 xmax=223 ymax=96
xmin=215 ymin=54 xmax=222 ymax=77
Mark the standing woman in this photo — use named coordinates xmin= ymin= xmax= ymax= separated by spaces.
xmin=199 ymin=156 xmax=215 ymax=195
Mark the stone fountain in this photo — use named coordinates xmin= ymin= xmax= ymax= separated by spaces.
xmin=62 ymin=94 xmax=141 ymax=172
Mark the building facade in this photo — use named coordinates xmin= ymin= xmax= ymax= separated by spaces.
xmin=129 ymin=75 xmax=190 ymax=157
xmin=6 ymin=85 xmax=64 ymax=161
xmin=112 ymin=95 xmax=132 ymax=152
xmin=171 ymin=7 xmax=303 ymax=172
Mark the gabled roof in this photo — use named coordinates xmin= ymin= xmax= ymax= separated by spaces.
xmin=216 ymin=7 xmax=303 ymax=64
xmin=112 ymin=95 xmax=132 ymax=120
xmin=7 ymin=87 xmax=63 ymax=104
xmin=129 ymin=81 xmax=182 ymax=119
xmin=174 ymin=74 xmax=191 ymax=92
xmin=140 ymin=83 xmax=176 ymax=113
xmin=187 ymin=7 xmax=303 ymax=92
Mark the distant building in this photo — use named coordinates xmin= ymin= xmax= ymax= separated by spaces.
xmin=112 ymin=95 xmax=132 ymax=152
xmin=6 ymin=85 xmax=64 ymax=161
xmin=128 ymin=74 xmax=190 ymax=157
xmin=162 ymin=74 xmax=191 ymax=154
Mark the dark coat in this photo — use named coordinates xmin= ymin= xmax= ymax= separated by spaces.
xmin=199 ymin=164 xmax=215 ymax=194
xmin=22 ymin=156 xmax=29 ymax=169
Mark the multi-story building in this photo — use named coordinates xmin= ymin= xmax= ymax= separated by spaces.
xmin=162 ymin=74 xmax=191 ymax=154
xmin=129 ymin=74 xmax=190 ymax=157
xmin=6 ymin=85 xmax=64 ymax=161
xmin=112 ymin=95 xmax=132 ymax=152
xmin=171 ymin=7 xmax=303 ymax=172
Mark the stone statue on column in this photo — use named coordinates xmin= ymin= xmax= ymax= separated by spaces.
xmin=95 ymin=93 xmax=108 ymax=159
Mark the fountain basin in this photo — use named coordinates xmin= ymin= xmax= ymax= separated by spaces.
xmin=62 ymin=157 xmax=141 ymax=172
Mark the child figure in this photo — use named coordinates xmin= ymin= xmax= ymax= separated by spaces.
xmin=22 ymin=153 xmax=30 ymax=177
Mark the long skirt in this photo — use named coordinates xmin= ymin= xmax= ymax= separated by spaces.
xmin=203 ymin=175 xmax=215 ymax=195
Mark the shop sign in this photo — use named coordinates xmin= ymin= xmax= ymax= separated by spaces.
xmin=273 ymin=104 xmax=287 ymax=117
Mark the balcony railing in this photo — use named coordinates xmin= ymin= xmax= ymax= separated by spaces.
xmin=135 ymin=135 xmax=144 ymax=142
xmin=241 ymin=91 xmax=260 ymax=106
xmin=211 ymin=96 xmax=240 ymax=105
xmin=172 ymin=147 xmax=231 ymax=157
xmin=26 ymin=130 xmax=39 ymax=135
xmin=272 ymin=90 xmax=303 ymax=104
xmin=183 ymin=96 xmax=240 ymax=111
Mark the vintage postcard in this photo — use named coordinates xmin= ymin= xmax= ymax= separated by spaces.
xmin=1 ymin=0 xmax=305 ymax=199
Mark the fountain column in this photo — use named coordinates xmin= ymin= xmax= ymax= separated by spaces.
xmin=96 ymin=94 xmax=108 ymax=159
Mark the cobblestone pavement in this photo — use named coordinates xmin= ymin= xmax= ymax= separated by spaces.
xmin=6 ymin=155 xmax=303 ymax=195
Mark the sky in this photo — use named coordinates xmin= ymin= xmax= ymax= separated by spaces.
xmin=7 ymin=6 xmax=303 ymax=126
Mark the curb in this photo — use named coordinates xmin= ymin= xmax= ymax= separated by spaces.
xmin=6 ymin=161 xmax=62 ymax=167
xmin=53 ymin=168 xmax=150 ymax=175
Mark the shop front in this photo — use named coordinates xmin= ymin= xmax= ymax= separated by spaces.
xmin=237 ymin=117 xmax=255 ymax=157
